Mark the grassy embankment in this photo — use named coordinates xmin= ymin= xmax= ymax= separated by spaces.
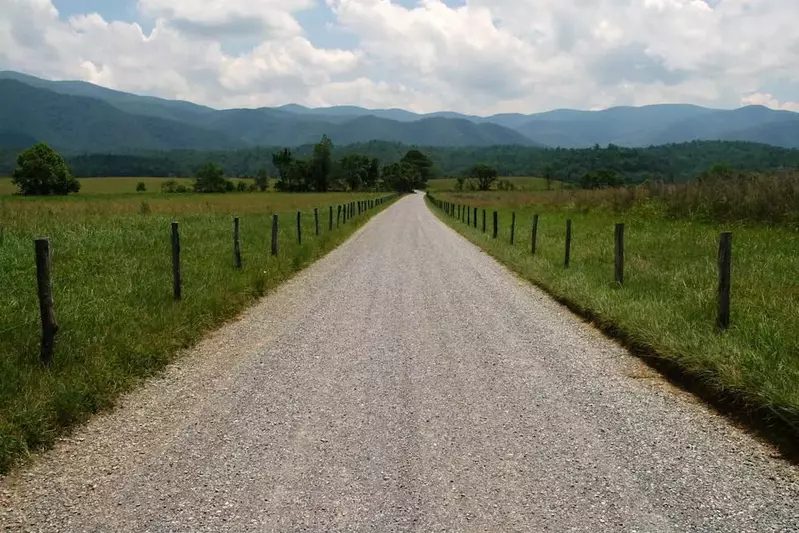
xmin=0 ymin=181 xmax=395 ymax=473
xmin=427 ymin=175 xmax=799 ymax=447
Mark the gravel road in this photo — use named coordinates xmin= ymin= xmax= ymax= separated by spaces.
xmin=2 ymin=192 xmax=798 ymax=532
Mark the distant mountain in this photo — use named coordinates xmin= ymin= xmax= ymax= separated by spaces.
xmin=0 ymin=79 xmax=247 ymax=152
xmin=2 ymin=70 xmax=799 ymax=152
xmin=0 ymin=72 xmax=539 ymax=151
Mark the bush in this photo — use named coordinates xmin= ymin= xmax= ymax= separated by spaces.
xmin=236 ymin=181 xmax=247 ymax=192
xmin=11 ymin=143 xmax=80 ymax=196
xmin=136 ymin=182 xmax=146 ymax=192
xmin=194 ymin=162 xmax=231 ymax=193
xmin=497 ymin=179 xmax=515 ymax=191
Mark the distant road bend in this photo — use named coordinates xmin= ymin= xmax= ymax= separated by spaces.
xmin=2 ymin=193 xmax=798 ymax=532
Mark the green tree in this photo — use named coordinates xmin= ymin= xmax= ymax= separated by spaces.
xmin=340 ymin=153 xmax=371 ymax=191
xmin=12 ymin=143 xmax=80 ymax=195
xmin=401 ymin=149 xmax=434 ymax=189
xmin=468 ymin=163 xmax=498 ymax=191
xmin=382 ymin=161 xmax=417 ymax=193
xmin=311 ymin=135 xmax=334 ymax=192
xmin=194 ymin=162 xmax=230 ymax=193
xmin=272 ymin=148 xmax=295 ymax=190
xmin=136 ymin=181 xmax=147 ymax=192
xmin=254 ymin=168 xmax=270 ymax=191
xmin=366 ymin=158 xmax=381 ymax=189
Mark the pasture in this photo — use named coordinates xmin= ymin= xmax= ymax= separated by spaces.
xmin=0 ymin=181 xmax=394 ymax=472
xmin=426 ymin=176 xmax=562 ymax=192
xmin=427 ymin=189 xmax=799 ymax=442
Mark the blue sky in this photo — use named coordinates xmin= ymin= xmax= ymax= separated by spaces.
xmin=2 ymin=0 xmax=798 ymax=114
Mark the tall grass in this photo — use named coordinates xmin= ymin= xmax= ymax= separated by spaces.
xmin=0 ymin=192 xmax=394 ymax=473
xmin=427 ymin=186 xmax=799 ymax=444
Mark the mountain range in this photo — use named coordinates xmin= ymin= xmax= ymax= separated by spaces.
xmin=2 ymin=70 xmax=799 ymax=153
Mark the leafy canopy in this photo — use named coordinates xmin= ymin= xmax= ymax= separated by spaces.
xmin=12 ymin=142 xmax=80 ymax=195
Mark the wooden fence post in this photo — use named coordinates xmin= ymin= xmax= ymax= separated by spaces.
xmin=482 ymin=209 xmax=486 ymax=233
xmin=492 ymin=211 xmax=498 ymax=239
xmin=531 ymin=214 xmax=539 ymax=255
xmin=314 ymin=208 xmax=320 ymax=236
xmin=271 ymin=214 xmax=279 ymax=256
xmin=510 ymin=212 xmax=516 ymax=245
xmin=297 ymin=211 xmax=302 ymax=245
xmin=615 ymin=223 xmax=625 ymax=286
xmin=467 ymin=206 xmax=471 ymax=226
xmin=233 ymin=217 xmax=242 ymax=269
xmin=171 ymin=222 xmax=182 ymax=300
xmin=473 ymin=207 xmax=477 ymax=229
xmin=35 ymin=238 xmax=58 ymax=365
xmin=717 ymin=232 xmax=733 ymax=330
xmin=565 ymin=219 xmax=572 ymax=268
xmin=329 ymin=205 xmax=333 ymax=231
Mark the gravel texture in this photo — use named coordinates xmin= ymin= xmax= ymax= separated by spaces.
xmin=2 ymin=192 xmax=798 ymax=532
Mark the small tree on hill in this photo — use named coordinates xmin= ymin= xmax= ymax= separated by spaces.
xmin=194 ymin=162 xmax=230 ymax=193
xmin=468 ymin=163 xmax=498 ymax=191
xmin=12 ymin=143 xmax=80 ymax=196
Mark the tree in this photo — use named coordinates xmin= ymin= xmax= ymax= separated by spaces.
xmin=340 ymin=154 xmax=371 ymax=191
xmin=194 ymin=162 xmax=230 ymax=193
xmin=401 ymin=149 xmax=434 ymax=189
xmin=382 ymin=162 xmax=417 ymax=193
xmin=542 ymin=163 xmax=555 ymax=190
xmin=272 ymin=148 xmax=295 ymax=190
xmin=310 ymin=135 xmax=334 ymax=192
xmin=254 ymin=168 xmax=270 ymax=192
xmin=136 ymin=182 xmax=147 ymax=192
xmin=468 ymin=163 xmax=498 ymax=191
xmin=12 ymin=143 xmax=80 ymax=195
xmin=366 ymin=158 xmax=380 ymax=189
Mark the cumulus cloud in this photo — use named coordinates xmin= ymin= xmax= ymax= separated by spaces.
xmin=1 ymin=0 xmax=799 ymax=114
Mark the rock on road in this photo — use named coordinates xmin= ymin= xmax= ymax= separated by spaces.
xmin=2 ymin=193 xmax=798 ymax=532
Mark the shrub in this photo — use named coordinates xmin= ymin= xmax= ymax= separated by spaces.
xmin=194 ymin=162 xmax=231 ymax=193
xmin=136 ymin=182 xmax=147 ymax=192
xmin=236 ymin=181 xmax=248 ymax=192
xmin=11 ymin=143 xmax=81 ymax=196
xmin=497 ymin=179 xmax=515 ymax=191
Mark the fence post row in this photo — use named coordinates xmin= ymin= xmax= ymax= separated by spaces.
xmin=271 ymin=214 xmax=279 ymax=256
xmin=565 ymin=219 xmax=572 ymax=268
xmin=171 ymin=222 xmax=182 ymax=301
xmin=510 ymin=212 xmax=516 ymax=245
xmin=35 ymin=238 xmax=58 ymax=365
xmin=615 ymin=223 xmax=625 ymax=286
xmin=531 ymin=214 xmax=539 ymax=256
xmin=233 ymin=217 xmax=242 ymax=269
xmin=717 ymin=232 xmax=733 ymax=330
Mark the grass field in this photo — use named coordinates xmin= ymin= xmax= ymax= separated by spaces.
xmin=0 ymin=183 xmax=395 ymax=472
xmin=426 ymin=176 xmax=562 ymax=192
xmin=0 ymin=177 xmax=212 ymax=196
xmin=427 ymin=192 xmax=799 ymax=445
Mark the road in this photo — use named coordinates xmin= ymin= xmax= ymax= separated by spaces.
xmin=2 ymin=192 xmax=798 ymax=532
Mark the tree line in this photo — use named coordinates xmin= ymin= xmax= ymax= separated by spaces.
xmin=5 ymin=138 xmax=435 ymax=195
xmin=3 ymin=140 xmax=797 ymax=185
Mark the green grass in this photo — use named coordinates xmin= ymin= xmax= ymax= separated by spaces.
xmin=0 ymin=190 xmax=395 ymax=473
xmin=427 ymin=193 xmax=799 ymax=440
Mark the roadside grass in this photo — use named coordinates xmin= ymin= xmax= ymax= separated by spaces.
xmin=0 ymin=191 xmax=394 ymax=473
xmin=427 ymin=193 xmax=799 ymax=443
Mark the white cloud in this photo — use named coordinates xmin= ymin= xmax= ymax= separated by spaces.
xmin=741 ymin=93 xmax=799 ymax=113
xmin=1 ymin=0 xmax=799 ymax=114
